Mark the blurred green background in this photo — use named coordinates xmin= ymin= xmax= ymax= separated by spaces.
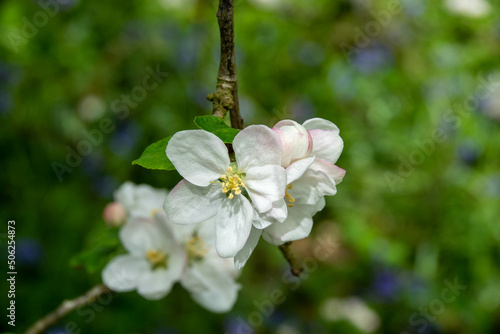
xmin=1 ymin=0 xmax=500 ymax=333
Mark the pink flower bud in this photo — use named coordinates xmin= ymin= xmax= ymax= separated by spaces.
xmin=273 ymin=120 xmax=313 ymax=167
xmin=103 ymin=202 xmax=126 ymax=227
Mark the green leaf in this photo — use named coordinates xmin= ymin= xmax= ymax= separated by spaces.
xmin=194 ymin=115 xmax=240 ymax=143
xmin=132 ymin=136 xmax=175 ymax=170
xmin=70 ymin=226 xmax=123 ymax=274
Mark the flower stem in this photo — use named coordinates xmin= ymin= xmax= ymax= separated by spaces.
xmin=25 ymin=285 xmax=112 ymax=334
xmin=279 ymin=242 xmax=304 ymax=277
xmin=207 ymin=0 xmax=244 ymax=129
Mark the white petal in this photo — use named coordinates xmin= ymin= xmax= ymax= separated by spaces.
xmin=166 ymin=130 xmax=229 ymax=186
xmin=293 ymin=159 xmax=346 ymax=204
xmin=285 ymin=156 xmax=315 ymax=184
xmin=303 ymin=118 xmax=340 ymax=133
xmin=114 ymin=182 xmax=136 ymax=209
xmin=181 ymin=257 xmax=240 ymax=313
xmin=254 ymin=199 xmax=288 ymax=229
xmin=244 ymin=165 xmax=287 ymax=213
xmin=164 ymin=180 xmax=223 ymax=225
xmin=215 ymin=196 xmax=254 ymax=258
xmin=234 ymin=227 xmax=262 ymax=270
xmin=308 ymin=129 xmax=344 ymax=164
xmin=263 ymin=204 xmax=315 ymax=245
xmin=102 ymin=255 xmax=148 ymax=292
xmin=233 ymin=125 xmax=283 ymax=171
xmin=273 ymin=120 xmax=313 ymax=167
xmin=119 ymin=218 xmax=165 ymax=256
xmin=114 ymin=182 xmax=168 ymax=220
xmin=137 ymin=268 xmax=177 ymax=300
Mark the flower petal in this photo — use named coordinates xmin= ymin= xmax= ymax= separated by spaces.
xmin=244 ymin=165 xmax=287 ymax=213
xmin=137 ymin=268 xmax=178 ymax=300
xmin=263 ymin=203 xmax=317 ymax=245
xmin=273 ymin=120 xmax=313 ymax=167
xmin=303 ymin=118 xmax=340 ymax=133
xmin=234 ymin=227 xmax=262 ymax=270
xmin=233 ymin=125 xmax=283 ymax=171
xmin=285 ymin=156 xmax=315 ymax=184
xmin=119 ymin=218 xmax=164 ymax=256
xmin=215 ymin=196 xmax=254 ymax=258
xmin=102 ymin=255 xmax=148 ymax=292
xmin=254 ymin=199 xmax=288 ymax=229
xmin=181 ymin=256 xmax=240 ymax=313
xmin=303 ymin=118 xmax=343 ymax=163
xmin=164 ymin=180 xmax=223 ymax=225
xmin=293 ymin=159 xmax=346 ymax=204
xmin=166 ymin=130 xmax=229 ymax=186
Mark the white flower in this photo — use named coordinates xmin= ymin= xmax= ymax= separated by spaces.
xmin=114 ymin=181 xmax=168 ymax=220
xmin=164 ymin=125 xmax=287 ymax=258
xmin=105 ymin=182 xmax=240 ymax=310
xmin=235 ymin=118 xmax=345 ymax=266
xmin=445 ymin=0 xmax=491 ymax=18
xmin=169 ymin=218 xmax=241 ymax=313
xmin=263 ymin=118 xmax=345 ymax=244
xmin=102 ymin=215 xmax=186 ymax=300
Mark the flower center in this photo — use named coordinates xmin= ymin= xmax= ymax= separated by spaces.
xmin=146 ymin=249 xmax=168 ymax=269
xmin=285 ymin=183 xmax=295 ymax=208
xmin=186 ymin=235 xmax=209 ymax=263
xmin=215 ymin=165 xmax=246 ymax=200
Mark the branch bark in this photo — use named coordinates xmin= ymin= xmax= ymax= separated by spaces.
xmin=279 ymin=242 xmax=304 ymax=277
xmin=207 ymin=0 xmax=243 ymax=129
xmin=25 ymin=285 xmax=112 ymax=334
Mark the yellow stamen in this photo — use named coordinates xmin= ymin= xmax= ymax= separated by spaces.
xmin=287 ymin=204 xmax=294 ymax=208
xmin=284 ymin=184 xmax=296 ymax=208
xmin=146 ymin=249 xmax=166 ymax=266
xmin=186 ymin=235 xmax=209 ymax=262
xmin=287 ymin=183 xmax=294 ymax=189
xmin=218 ymin=165 xmax=245 ymax=199
xmin=228 ymin=193 xmax=234 ymax=200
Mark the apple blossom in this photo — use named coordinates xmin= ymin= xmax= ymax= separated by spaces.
xmin=169 ymin=217 xmax=241 ymax=313
xmin=164 ymin=125 xmax=287 ymax=258
xmin=102 ymin=214 xmax=186 ymax=300
xmin=236 ymin=118 xmax=346 ymax=266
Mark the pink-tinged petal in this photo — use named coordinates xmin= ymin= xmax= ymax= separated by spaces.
xmin=308 ymin=129 xmax=344 ymax=164
xmin=164 ymin=180 xmax=223 ymax=225
xmin=102 ymin=255 xmax=148 ymax=292
xmin=215 ymin=196 xmax=254 ymax=258
xmin=285 ymin=156 xmax=315 ymax=184
xmin=273 ymin=120 xmax=313 ymax=167
xmin=181 ymin=257 xmax=240 ymax=312
xmin=292 ymin=159 xmax=346 ymax=204
xmin=233 ymin=125 xmax=282 ymax=171
xmin=234 ymin=227 xmax=262 ymax=270
xmin=303 ymin=118 xmax=340 ymax=133
xmin=167 ymin=130 xmax=229 ymax=186
xmin=244 ymin=165 xmax=287 ymax=213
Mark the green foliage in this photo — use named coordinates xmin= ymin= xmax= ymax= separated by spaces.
xmin=194 ymin=115 xmax=240 ymax=143
xmin=70 ymin=225 xmax=123 ymax=275
xmin=132 ymin=136 xmax=175 ymax=171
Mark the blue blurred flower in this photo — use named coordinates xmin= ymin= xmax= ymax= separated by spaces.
xmin=17 ymin=238 xmax=44 ymax=267
xmin=457 ymin=140 xmax=481 ymax=166
xmin=92 ymin=175 xmax=119 ymax=199
xmin=352 ymin=44 xmax=393 ymax=74
xmin=109 ymin=121 xmax=141 ymax=157
xmin=371 ymin=269 xmax=401 ymax=301
xmin=224 ymin=316 xmax=255 ymax=334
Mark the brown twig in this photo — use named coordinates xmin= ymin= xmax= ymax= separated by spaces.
xmin=207 ymin=0 xmax=243 ymax=129
xmin=25 ymin=285 xmax=112 ymax=334
xmin=279 ymin=242 xmax=304 ymax=277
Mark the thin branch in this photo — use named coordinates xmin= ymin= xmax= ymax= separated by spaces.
xmin=279 ymin=242 xmax=304 ymax=277
xmin=207 ymin=0 xmax=243 ymax=129
xmin=25 ymin=285 xmax=112 ymax=334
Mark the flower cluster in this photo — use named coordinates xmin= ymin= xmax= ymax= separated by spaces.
xmin=102 ymin=182 xmax=240 ymax=312
xmin=164 ymin=118 xmax=345 ymax=269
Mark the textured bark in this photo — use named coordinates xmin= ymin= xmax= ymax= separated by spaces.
xmin=279 ymin=242 xmax=304 ymax=277
xmin=25 ymin=285 xmax=112 ymax=334
xmin=207 ymin=0 xmax=243 ymax=129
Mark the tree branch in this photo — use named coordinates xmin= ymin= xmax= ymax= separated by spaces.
xmin=279 ymin=242 xmax=304 ymax=277
xmin=25 ymin=285 xmax=112 ymax=334
xmin=207 ymin=0 xmax=243 ymax=129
